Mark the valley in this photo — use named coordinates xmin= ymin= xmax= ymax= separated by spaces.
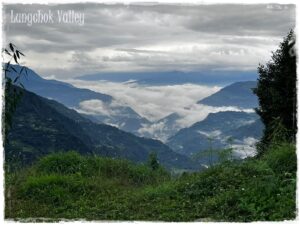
xmin=7 ymin=65 xmax=263 ymax=166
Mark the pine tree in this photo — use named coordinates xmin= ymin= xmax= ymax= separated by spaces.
xmin=253 ymin=30 xmax=296 ymax=153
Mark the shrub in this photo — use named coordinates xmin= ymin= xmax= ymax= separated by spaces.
xmin=6 ymin=143 xmax=296 ymax=221
xmin=35 ymin=151 xmax=86 ymax=175
xmin=263 ymin=143 xmax=296 ymax=174
xmin=20 ymin=175 xmax=86 ymax=206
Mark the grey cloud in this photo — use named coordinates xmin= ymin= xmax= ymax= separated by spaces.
xmin=2 ymin=3 xmax=295 ymax=78
xmin=182 ymin=4 xmax=295 ymax=36
xmin=115 ymin=48 xmax=167 ymax=54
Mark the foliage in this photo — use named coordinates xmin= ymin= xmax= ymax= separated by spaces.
xmin=253 ymin=30 xmax=296 ymax=152
xmin=192 ymin=136 xmax=234 ymax=166
xmin=2 ymin=43 xmax=27 ymax=144
xmin=5 ymin=87 xmax=198 ymax=171
xmin=148 ymin=152 xmax=159 ymax=170
xmin=5 ymin=143 xmax=296 ymax=221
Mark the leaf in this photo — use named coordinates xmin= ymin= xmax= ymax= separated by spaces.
xmin=11 ymin=66 xmax=17 ymax=73
xmin=9 ymin=43 xmax=14 ymax=52
xmin=4 ymin=48 xmax=11 ymax=56
xmin=25 ymin=67 xmax=28 ymax=78
xmin=20 ymin=66 xmax=25 ymax=74
xmin=18 ymin=50 xmax=25 ymax=56
xmin=16 ymin=50 xmax=20 ymax=59
xmin=13 ymin=76 xmax=20 ymax=83
xmin=13 ymin=54 xmax=18 ymax=64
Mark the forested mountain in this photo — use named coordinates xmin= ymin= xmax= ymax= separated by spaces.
xmin=6 ymin=65 xmax=151 ymax=135
xmin=5 ymin=87 xmax=201 ymax=171
xmin=7 ymin=66 xmax=261 ymax=150
xmin=167 ymin=111 xmax=264 ymax=164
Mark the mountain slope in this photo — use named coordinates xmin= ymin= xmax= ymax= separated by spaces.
xmin=6 ymin=87 xmax=200 ymax=170
xmin=5 ymin=88 xmax=94 ymax=168
xmin=198 ymin=81 xmax=258 ymax=108
xmin=7 ymin=65 xmax=151 ymax=134
xmin=167 ymin=111 xmax=264 ymax=163
xmin=138 ymin=81 xmax=260 ymax=142
xmin=7 ymin=65 xmax=112 ymax=107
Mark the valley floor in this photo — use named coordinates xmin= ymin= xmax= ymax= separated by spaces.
xmin=5 ymin=142 xmax=296 ymax=222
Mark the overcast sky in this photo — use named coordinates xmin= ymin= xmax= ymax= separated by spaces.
xmin=3 ymin=3 xmax=295 ymax=79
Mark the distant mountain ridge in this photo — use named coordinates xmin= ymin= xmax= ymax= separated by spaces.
xmin=167 ymin=111 xmax=264 ymax=164
xmin=77 ymin=70 xmax=257 ymax=86
xmin=198 ymin=81 xmax=258 ymax=108
xmin=6 ymin=65 xmax=151 ymax=135
xmin=6 ymin=65 xmax=263 ymax=161
xmin=6 ymin=65 xmax=112 ymax=106
xmin=6 ymin=87 xmax=200 ymax=171
xmin=137 ymin=81 xmax=260 ymax=142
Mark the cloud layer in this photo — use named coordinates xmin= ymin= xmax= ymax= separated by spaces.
xmin=68 ymin=79 xmax=253 ymax=128
xmin=68 ymin=79 xmax=221 ymax=122
xmin=3 ymin=3 xmax=295 ymax=78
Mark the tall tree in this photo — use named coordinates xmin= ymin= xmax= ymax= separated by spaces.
xmin=253 ymin=30 xmax=296 ymax=152
xmin=148 ymin=152 xmax=159 ymax=170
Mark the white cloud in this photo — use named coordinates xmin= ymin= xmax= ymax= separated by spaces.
xmin=67 ymin=79 xmax=221 ymax=122
xmin=67 ymin=79 xmax=255 ymax=140
xmin=197 ymin=130 xmax=222 ymax=138
xmin=233 ymin=137 xmax=258 ymax=158
xmin=243 ymin=137 xmax=259 ymax=146
xmin=175 ymin=104 xmax=254 ymax=128
xmin=78 ymin=99 xmax=114 ymax=117
xmin=138 ymin=122 xmax=169 ymax=142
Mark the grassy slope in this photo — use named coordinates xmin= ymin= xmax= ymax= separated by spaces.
xmin=5 ymin=143 xmax=296 ymax=222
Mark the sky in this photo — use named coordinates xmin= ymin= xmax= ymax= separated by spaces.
xmin=2 ymin=3 xmax=296 ymax=79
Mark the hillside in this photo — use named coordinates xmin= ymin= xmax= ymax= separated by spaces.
xmin=7 ymin=65 xmax=112 ymax=107
xmin=5 ymin=87 xmax=200 ymax=171
xmin=6 ymin=65 xmax=151 ymax=134
xmin=6 ymin=143 xmax=296 ymax=221
xmin=198 ymin=81 xmax=258 ymax=108
xmin=167 ymin=111 xmax=264 ymax=163
xmin=137 ymin=81 xmax=262 ymax=145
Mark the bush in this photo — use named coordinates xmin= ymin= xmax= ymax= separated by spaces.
xmin=263 ymin=143 xmax=296 ymax=174
xmin=36 ymin=151 xmax=86 ymax=175
xmin=6 ymin=143 xmax=296 ymax=221
xmin=20 ymin=175 xmax=86 ymax=206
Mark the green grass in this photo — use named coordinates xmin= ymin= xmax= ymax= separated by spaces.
xmin=5 ymin=143 xmax=296 ymax=221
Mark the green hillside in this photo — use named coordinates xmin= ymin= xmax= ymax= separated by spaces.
xmin=6 ymin=87 xmax=199 ymax=171
xmin=5 ymin=142 xmax=296 ymax=221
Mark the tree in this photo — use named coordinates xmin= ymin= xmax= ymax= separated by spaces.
xmin=148 ymin=152 xmax=159 ymax=170
xmin=253 ymin=30 xmax=296 ymax=153
xmin=2 ymin=43 xmax=27 ymax=144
